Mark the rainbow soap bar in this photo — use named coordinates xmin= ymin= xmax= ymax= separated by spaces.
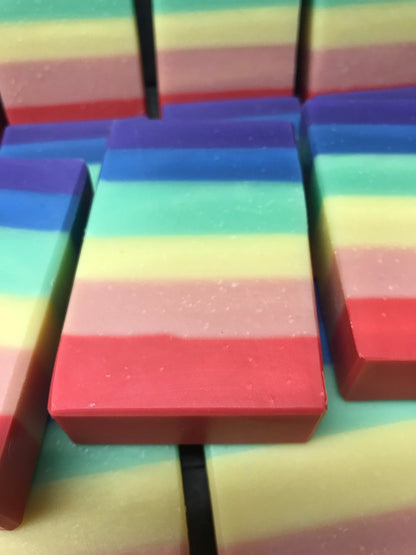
xmin=205 ymin=314 xmax=416 ymax=554
xmin=162 ymin=96 xmax=301 ymax=137
xmin=0 ymin=158 xmax=91 ymax=529
xmin=299 ymin=0 xmax=416 ymax=98
xmin=49 ymin=119 xmax=326 ymax=444
xmin=153 ymin=0 xmax=302 ymax=107
xmin=0 ymin=0 xmax=145 ymax=124
xmin=302 ymin=99 xmax=416 ymax=399
xmin=0 ymin=120 xmax=114 ymax=189
xmin=0 ymin=419 xmax=188 ymax=553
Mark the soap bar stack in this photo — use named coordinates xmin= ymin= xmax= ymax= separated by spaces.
xmin=163 ymin=96 xmax=301 ymax=137
xmin=49 ymin=119 xmax=326 ymax=444
xmin=299 ymin=0 xmax=416 ymax=98
xmin=0 ymin=120 xmax=114 ymax=189
xmin=205 ymin=315 xmax=416 ymax=554
xmin=0 ymin=158 xmax=91 ymax=529
xmin=0 ymin=0 xmax=145 ymax=124
xmin=0 ymin=421 xmax=188 ymax=553
xmin=302 ymin=98 xmax=416 ymax=399
xmin=153 ymin=0 xmax=302 ymax=107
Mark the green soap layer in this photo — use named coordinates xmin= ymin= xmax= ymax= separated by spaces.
xmin=309 ymin=154 xmax=416 ymax=228
xmin=33 ymin=420 xmax=179 ymax=484
xmin=153 ymin=0 xmax=299 ymax=14
xmin=87 ymin=180 xmax=307 ymax=237
xmin=0 ymin=227 xmax=70 ymax=297
xmin=206 ymin=363 xmax=416 ymax=460
xmin=88 ymin=163 xmax=102 ymax=191
xmin=0 ymin=0 xmax=134 ymax=23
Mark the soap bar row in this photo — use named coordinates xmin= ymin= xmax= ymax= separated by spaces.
xmin=0 ymin=0 xmax=415 ymax=124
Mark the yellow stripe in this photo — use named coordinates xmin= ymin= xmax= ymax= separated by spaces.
xmin=207 ymin=419 xmax=416 ymax=545
xmin=76 ymin=234 xmax=312 ymax=281
xmin=0 ymin=18 xmax=139 ymax=63
xmin=0 ymin=295 xmax=50 ymax=348
xmin=310 ymin=3 xmax=416 ymax=49
xmin=0 ymin=461 xmax=187 ymax=553
xmin=320 ymin=196 xmax=416 ymax=248
xmin=154 ymin=7 xmax=299 ymax=49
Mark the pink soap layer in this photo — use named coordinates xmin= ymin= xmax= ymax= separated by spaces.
xmin=0 ymin=55 xmax=145 ymax=108
xmin=64 ymin=278 xmax=318 ymax=338
xmin=0 ymin=415 xmax=40 ymax=530
xmin=303 ymin=42 xmax=416 ymax=97
xmin=157 ymin=45 xmax=296 ymax=100
xmin=222 ymin=508 xmax=416 ymax=555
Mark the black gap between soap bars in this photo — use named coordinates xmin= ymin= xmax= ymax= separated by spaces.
xmin=0 ymin=94 xmax=8 ymax=139
xmin=294 ymin=0 xmax=309 ymax=99
xmin=133 ymin=0 xmax=160 ymax=118
xmin=179 ymin=445 xmax=218 ymax=555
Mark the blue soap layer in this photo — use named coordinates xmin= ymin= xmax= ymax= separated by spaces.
xmin=0 ymin=138 xmax=108 ymax=164
xmin=308 ymin=124 xmax=416 ymax=156
xmin=0 ymin=189 xmax=79 ymax=231
xmin=100 ymin=148 xmax=303 ymax=182
xmin=2 ymin=120 xmax=113 ymax=145
xmin=0 ymin=158 xmax=88 ymax=195
xmin=108 ymin=119 xmax=296 ymax=150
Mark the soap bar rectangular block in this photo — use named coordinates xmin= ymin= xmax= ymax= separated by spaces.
xmin=49 ymin=119 xmax=327 ymax=444
xmin=0 ymin=158 xmax=91 ymax=529
xmin=0 ymin=0 xmax=145 ymax=123
xmin=0 ymin=120 xmax=115 ymax=189
xmin=153 ymin=0 xmax=302 ymax=107
xmin=302 ymin=98 xmax=416 ymax=399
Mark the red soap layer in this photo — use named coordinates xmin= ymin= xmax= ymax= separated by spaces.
xmin=160 ymin=88 xmax=293 ymax=107
xmin=331 ymin=298 xmax=416 ymax=400
xmin=6 ymin=97 xmax=146 ymax=124
xmin=50 ymin=334 xmax=326 ymax=444
xmin=0 ymin=416 xmax=40 ymax=530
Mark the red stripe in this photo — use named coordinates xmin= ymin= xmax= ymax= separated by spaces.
xmin=6 ymin=97 xmax=146 ymax=124
xmin=331 ymin=298 xmax=416 ymax=400
xmin=50 ymin=334 xmax=326 ymax=444
xmin=0 ymin=416 xmax=40 ymax=530
xmin=160 ymin=88 xmax=293 ymax=107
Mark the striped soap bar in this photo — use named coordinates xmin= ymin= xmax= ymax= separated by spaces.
xmin=162 ymin=96 xmax=301 ymax=137
xmin=49 ymin=119 xmax=326 ymax=444
xmin=0 ymin=158 xmax=91 ymax=529
xmin=205 ymin=312 xmax=416 ymax=554
xmin=0 ymin=0 xmax=145 ymax=124
xmin=0 ymin=120 xmax=114 ymax=190
xmin=299 ymin=0 xmax=416 ymax=98
xmin=302 ymin=99 xmax=416 ymax=399
xmin=153 ymin=0 xmax=302 ymax=107
xmin=0 ymin=419 xmax=188 ymax=553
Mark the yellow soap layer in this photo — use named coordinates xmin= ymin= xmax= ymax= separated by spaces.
xmin=0 ymin=461 xmax=188 ymax=554
xmin=154 ymin=7 xmax=299 ymax=50
xmin=0 ymin=18 xmax=139 ymax=63
xmin=310 ymin=3 xmax=416 ymax=49
xmin=0 ymin=295 xmax=50 ymax=349
xmin=76 ymin=234 xmax=311 ymax=281
xmin=319 ymin=196 xmax=416 ymax=248
xmin=207 ymin=419 xmax=416 ymax=546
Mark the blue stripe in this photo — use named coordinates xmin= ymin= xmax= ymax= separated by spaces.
xmin=100 ymin=148 xmax=302 ymax=182
xmin=0 ymin=137 xmax=108 ymax=164
xmin=308 ymin=124 xmax=416 ymax=156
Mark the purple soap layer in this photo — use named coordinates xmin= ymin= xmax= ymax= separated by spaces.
xmin=2 ymin=120 xmax=114 ymax=146
xmin=108 ymin=119 xmax=296 ymax=150
xmin=318 ymin=87 xmax=416 ymax=101
xmin=162 ymin=97 xmax=301 ymax=120
xmin=303 ymin=100 xmax=416 ymax=126
xmin=0 ymin=158 xmax=88 ymax=196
